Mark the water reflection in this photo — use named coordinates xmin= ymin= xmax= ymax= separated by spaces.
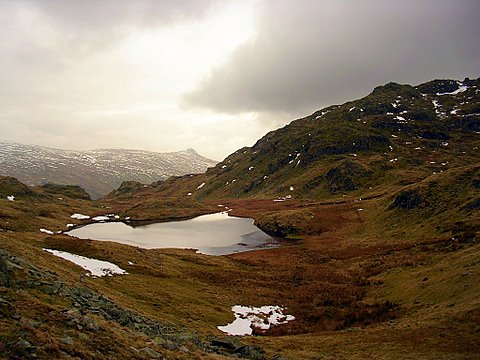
xmin=67 ymin=212 xmax=277 ymax=255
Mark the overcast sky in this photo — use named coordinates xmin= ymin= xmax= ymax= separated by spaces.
xmin=1 ymin=0 xmax=479 ymax=160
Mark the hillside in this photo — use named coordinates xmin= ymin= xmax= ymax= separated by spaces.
xmin=0 ymin=142 xmax=217 ymax=199
xmin=106 ymin=78 xmax=479 ymax=204
xmin=1 ymin=78 xmax=479 ymax=359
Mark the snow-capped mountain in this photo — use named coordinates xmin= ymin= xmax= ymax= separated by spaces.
xmin=0 ymin=141 xmax=217 ymax=198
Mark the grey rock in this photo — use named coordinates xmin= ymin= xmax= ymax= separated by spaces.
xmin=0 ymin=254 xmax=11 ymax=287
xmin=14 ymin=339 xmax=33 ymax=349
xmin=210 ymin=338 xmax=237 ymax=352
xmin=210 ymin=336 xmax=242 ymax=350
xmin=60 ymin=336 xmax=74 ymax=345
xmin=271 ymin=354 xmax=290 ymax=360
xmin=162 ymin=340 xmax=179 ymax=351
xmin=141 ymin=347 xmax=163 ymax=359
xmin=178 ymin=345 xmax=190 ymax=353
xmin=154 ymin=337 xmax=166 ymax=346
xmin=82 ymin=315 xmax=100 ymax=332
xmin=0 ymin=296 xmax=13 ymax=313
xmin=63 ymin=308 xmax=81 ymax=319
xmin=234 ymin=345 xmax=267 ymax=360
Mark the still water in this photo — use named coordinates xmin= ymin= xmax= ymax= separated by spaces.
xmin=67 ymin=212 xmax=277 ymax=255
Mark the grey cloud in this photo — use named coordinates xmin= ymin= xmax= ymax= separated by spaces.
xmin=185 ymin=0 xmax=480 ymax=116
xmin=0 ymin=0 xmax=218 ymax=71
xmin=22 ymin=0 xmax=218 ymax=57
xmin=25 ymin=0 xmax=217 ymax=27
xmin=0 ymin=0 xmax=220 ymax=100
xmin=0 ymin=0 xmax=219 ymax=118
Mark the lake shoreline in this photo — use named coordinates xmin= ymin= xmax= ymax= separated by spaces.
xmin=66 ymin=212 xmax=279 ymax=256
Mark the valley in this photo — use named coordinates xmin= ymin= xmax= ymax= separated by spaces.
xmin=0 ymin=78 xmax=479 ymax=359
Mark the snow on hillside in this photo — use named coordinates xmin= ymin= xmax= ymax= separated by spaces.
xmin=0 ymin=141 xmax=217 ymax=198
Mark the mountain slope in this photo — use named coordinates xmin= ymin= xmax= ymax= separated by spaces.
xmin=0 ymin=142 xmax=217 ymax=199
xmin=122 ymin=78 xmax=478 ymax=203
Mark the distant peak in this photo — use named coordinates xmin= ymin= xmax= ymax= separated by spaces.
xmin=186 ymin=148 xmax=198 ymax=155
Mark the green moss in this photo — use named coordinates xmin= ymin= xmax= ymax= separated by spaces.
xmin=41 ymin=183 xmax=91 ymax=200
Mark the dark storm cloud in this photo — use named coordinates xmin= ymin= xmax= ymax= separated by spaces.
xmin=185 ymin=0 xmax=480 ymax=116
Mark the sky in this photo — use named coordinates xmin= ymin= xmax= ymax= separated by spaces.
xmin=1 ymin=0 xmax=479 ymax=160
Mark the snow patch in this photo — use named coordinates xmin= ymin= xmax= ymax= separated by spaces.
xmin=437 ymin=84 xmax=468 ymax=96
xmin=197 ymin=182 xmax=206 ymax=189
xmin=7 ymin=196 xmax=14 ymax=201
xmin=40 ymin=228 xmax=54 ymax=235
xmin=43 ymin=249 xmax=127 ymax=277
xmin=92 ymin=216 xmax=109 ymax=222
xmin=71 ymin=213 xmax=90 ymax=220
xmin=218 ymin=305 xmax=295 ymax=336
xmin=315 ymin=110 xmax=329 ymax=119
xmin=432 ymin=99 xmax=441 ymax=109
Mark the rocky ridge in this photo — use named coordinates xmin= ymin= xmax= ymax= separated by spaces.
xmin=0 ymin=142 xmax=217 ymax=199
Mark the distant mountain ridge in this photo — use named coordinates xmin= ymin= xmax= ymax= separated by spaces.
xmin=0 ymin=141 xmax=217 ymax=198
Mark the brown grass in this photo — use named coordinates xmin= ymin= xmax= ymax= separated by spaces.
xmin=1 ymin=190 xmax=479 ymax=359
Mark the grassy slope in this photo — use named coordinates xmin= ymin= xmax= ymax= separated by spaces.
xmin=162 ymin=78 xmax=479 ymax=203
xmin=2 ymin=167 xmax=478 ymax=358
xmin=1 ymin=78 xmax=479 ymax=359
